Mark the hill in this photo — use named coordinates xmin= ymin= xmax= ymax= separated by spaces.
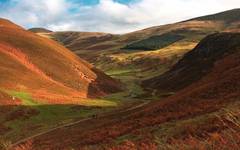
xmin=191 ymin=8 xmax=240 ymax=24
xmin=0 ymin=19 xmax=121 ymax=100
xmin=52 ymin=32 xmax=118 ymax=51
xmin=19 ymin=32 xmax=240 ymax=149
xmin=46 ymin=9 xmax=239 ymax=53
xmin=28 ymin=28 xmax=52 ymax=33
xmin=143 ymin=32 xmax=240 ymax=93
xmin=47 ymin=9 xmax=239 ymax=67
xmin=122 ymin=9 xmax=240 ymax=51
xmin=28 ymin=28 xmax=54 ymax=39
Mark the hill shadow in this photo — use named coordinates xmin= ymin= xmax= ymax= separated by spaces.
xmin=87 ymin=67 xmax=123 ymax=98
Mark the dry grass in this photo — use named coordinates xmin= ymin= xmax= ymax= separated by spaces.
xmin=0 ymin=18 xmax=121 ymax=101
xmin=0 ymin=137 xmax=11 ymax=150
xmin=158 ymin=109 xmax=240 ymax=150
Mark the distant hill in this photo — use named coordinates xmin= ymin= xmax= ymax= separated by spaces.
xmin=46 ymin=9 xmax=239 ymax=64
xmin=41 ymin=9 xmax=239 ymax=53
xmin=52 ymin=32 xmax=117 ymax=51
xmin=191 ymin=8 xmax=240 ymax=24
xmin=28 ymin=28 xmax=52 ymax=33
xmin=124 ymin=9 xmax=240 ymax=39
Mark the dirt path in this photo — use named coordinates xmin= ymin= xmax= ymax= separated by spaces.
xmin=10 ymin=100 xmax=150 ymax=148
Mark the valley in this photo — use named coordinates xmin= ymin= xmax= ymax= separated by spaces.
xmin=0 ymin=8 xmax=239 ymax=150
xmin=19 ymin=31 xmax=240 ymax=150
xmin=33 ymin=9 xmax=240 ymax=97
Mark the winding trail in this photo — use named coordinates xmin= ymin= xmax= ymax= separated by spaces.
xmin=10 ymin=100 xmax=150 ymax=148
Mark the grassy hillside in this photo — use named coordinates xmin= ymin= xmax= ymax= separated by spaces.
xmin=123 ymin=33 xmax=185 ymax=50
xmin=52 ymin=32 xmax=119 ymax=51
xmin=0 ymin=18 xmax=121 ymax=99
xmin=192 ymin=8 xmax=240 ymax=24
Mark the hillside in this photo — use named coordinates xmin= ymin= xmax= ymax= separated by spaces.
xmin=46 ymin=9 xmax=239 ymax=69
xmin=123 ymin=33 xmax=185 ymax=50
xmin=0 ymin=18 xmax=121 ymax=100
xmin=47 ymin=9 xmax=239 ymax=53
xmin=192 ymin=8 xmax=240 ymax=24
xmin=19 ymin=32 xmax=240 ymax=149
xmin=52 ymin=32 xmax=118 ymax=51
xmin=143 ymin=33 xmax=240 ymax=93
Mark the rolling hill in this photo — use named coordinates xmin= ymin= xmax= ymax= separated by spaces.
xmin=19 ymin=32 xmax=240 ymax=149
xmin=43 ymin=9 xmax=238 ymax=71
xmin=43 ymin=9 xmax=239 ymax=54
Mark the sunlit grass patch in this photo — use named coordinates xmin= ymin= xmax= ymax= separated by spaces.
xmin=105 ymin=69 xmax=134 ymax=77
xmin=3 ymin=90 xmax=119 ymax=142
xmin=78 ymin=98 xmax=118 ymax=107
xmin=9 ymin=91 xmax=39 ymax=106
xmin=7 ymin=90 xmax=118 ymax=107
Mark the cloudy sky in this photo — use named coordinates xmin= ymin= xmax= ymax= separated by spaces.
xmin=0 ymin=0 xmax=239 ymax=33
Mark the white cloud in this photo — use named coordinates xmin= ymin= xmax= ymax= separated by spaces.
xmin=0 ymin=0 xmax=72 ymax=27
xmin=0 ymin=0 xmax=239 ymax=33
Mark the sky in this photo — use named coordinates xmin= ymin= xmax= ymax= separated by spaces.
xmin=0 ymin=0 xmax=239 ymax=33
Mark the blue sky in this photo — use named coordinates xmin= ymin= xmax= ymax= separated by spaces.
xmin=0 ymin=0 xmax=239 ymax=33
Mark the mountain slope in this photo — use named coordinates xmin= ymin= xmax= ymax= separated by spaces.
xmin=0 ymin=18 xmax=121 ymax=101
